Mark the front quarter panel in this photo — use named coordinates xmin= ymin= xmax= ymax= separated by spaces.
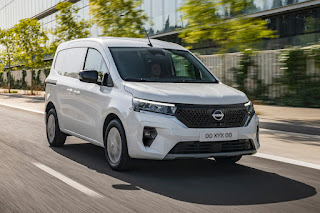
xmin=99 ymin=80 xmax=134 ymax=146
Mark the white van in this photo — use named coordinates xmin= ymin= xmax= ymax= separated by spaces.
xmin=45 ymin=37 xmax=259 ymax=170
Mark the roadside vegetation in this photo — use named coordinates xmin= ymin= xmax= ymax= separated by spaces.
xmin=179 ymin=0 xmax=276 ymax=52
xmin=50 ymin=2 xmax=91 ymax=54
xmin=0 ymin=28 xmax=16 ymax=93
xmin=89 ymin=0 xmax=147 ymax=37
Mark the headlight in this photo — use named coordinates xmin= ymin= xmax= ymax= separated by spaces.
xmin=244 ymin=101 xmax=255 ymax=126
xmin=244 ymin=101 xmax=255 ymax=116
xmin=133 ymin=98 xmax=177 ymax=115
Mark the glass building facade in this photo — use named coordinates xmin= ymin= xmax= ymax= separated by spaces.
xmin=265 ymin=5 xmax=320 ymax=49
xmin=0 ymin=0 xmax=319 ymax=53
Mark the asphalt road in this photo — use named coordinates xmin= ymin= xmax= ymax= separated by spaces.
xmin=0 ymin=105 xmax=319 ymax=213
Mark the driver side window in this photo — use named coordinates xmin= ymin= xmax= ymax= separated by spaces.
xmin=84 ymin=48 xmax=109 ymax=81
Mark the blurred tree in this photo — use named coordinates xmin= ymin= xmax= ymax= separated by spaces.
xmin=89 ymin=0 xmax=147 ymax=37
xmin=285 ymin=0 xmax=298 ymax=5
xmin=50 ymin=2 xmax=91 ymax=53
xmin=22 ymin=70 xmax=27 ymax=89
xmin=14 ymin=18 xmax=48 ymax=95
xmin=0 ymin=28 xmax=16 ymax=93
xmin=231 ymin=49 xmax=268 ymax=100
xmin=164 ymin=16 xmax=176 ymax=33
xmin=179 ymin=0 xmax=276 ymax=53
xmin=311 ymin=44 xmax=320 ymax=70
xmin=180 ymin=0 xmax=276 ymax=82
xmin=0 ymin=72 xmax=3 ymax=87
xmin=278 ymin=46 xmax=320 ymax=107
xmin=305 ymin=16 xmax=317 ymax=33
xmin=148 ymin=27 xmax=155 ymax=35
xmin=272 ymin=0 xmax=283 ymax=8
xmin=164 ymin=16 xmax=170 ymax=32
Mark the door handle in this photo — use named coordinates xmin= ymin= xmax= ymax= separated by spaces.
xmin=67 ymin=88 xmax=73 ymax=92
xmin=74 ymin=90 xmax=80 ymax=95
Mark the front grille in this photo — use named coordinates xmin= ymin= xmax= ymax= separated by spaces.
xmin=175 ymin=104 xmax=248 ymax=128
xmin=169 ymin=140 xmax=253 ymax=155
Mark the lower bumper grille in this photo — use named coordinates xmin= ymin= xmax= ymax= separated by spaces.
xmin=168 ymin=140 xmax=254 ymax=155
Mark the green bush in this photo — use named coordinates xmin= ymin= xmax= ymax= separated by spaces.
xmin=0 ymin=72 xmax=3 ymax=87
xmin=44 ymin=69 xmax=50 ymax=77
xmin=278 ymin=46 xmax=320 ymax=107
xmin=0 ymin=69 xmax=46 ymax=91
xmin=232 ymin=49 xmax=269 ymax=100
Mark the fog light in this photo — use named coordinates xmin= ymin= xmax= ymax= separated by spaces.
xmin=243 ymin=139 xmax=252 ymax=149
xmin=143 ymin=127 xmax=157 ymax=147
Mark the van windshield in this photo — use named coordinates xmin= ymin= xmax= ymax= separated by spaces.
xmin=109 ymin=47 xmax=218 ymax=83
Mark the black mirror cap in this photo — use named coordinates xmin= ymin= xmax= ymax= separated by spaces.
xmin=79 ymin=70 xmax=98 ymax=83
xmin=103 ymin=73 xmax=114 ymax=87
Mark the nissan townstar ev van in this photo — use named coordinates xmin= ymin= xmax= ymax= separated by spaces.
xmin=45 ymin=37 xmax=259 ymax=170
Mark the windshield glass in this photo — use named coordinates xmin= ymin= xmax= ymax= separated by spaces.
xmin=109 ymin=47 xmax=218 ymax=83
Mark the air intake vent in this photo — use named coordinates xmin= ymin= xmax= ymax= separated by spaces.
xmin=169 ymin=140 xmax=253 ymax=154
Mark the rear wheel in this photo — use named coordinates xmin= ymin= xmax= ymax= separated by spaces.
xmin=215 ymin=155 xmax=242 ymax=164
xmin=46 ymin=108 xmax=67 ymax=147
xmin=104 ymin=119 xmax=132 ymax=171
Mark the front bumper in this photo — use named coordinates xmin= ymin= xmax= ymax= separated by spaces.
xmin=125 ymin=111 xmax=259 ymax=160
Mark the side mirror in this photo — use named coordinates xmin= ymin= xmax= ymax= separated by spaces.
xmin=79 ymin=70 xmax=98 ymax=83
xmin=103 ymin=73 xmax=114 ymax=87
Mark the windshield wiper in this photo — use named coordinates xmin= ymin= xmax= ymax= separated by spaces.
xmin=124 ymin=78 xmax=155 ymax=82
xmin=172 ymin=79 xmax=197 ymax=83
xmin=172 ymin=79 xmax=217 ymax=83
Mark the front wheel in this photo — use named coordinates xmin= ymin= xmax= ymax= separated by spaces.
xmin=215 ymin=155 xmax=242 ymax=164
xmin=46 ymin=108 xmax=67 ymax=147
xmin=104 ymin=119 xmax=132 ymax=171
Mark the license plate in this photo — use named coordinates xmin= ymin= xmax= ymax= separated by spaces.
xmin=200 ymin=129 xmax=238 ymax=142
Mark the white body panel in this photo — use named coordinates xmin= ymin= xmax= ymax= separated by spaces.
xmin=125 ymin=82 xmax=248 ymax=105
xmin=45 ymin=37 xmax=259 ymax=160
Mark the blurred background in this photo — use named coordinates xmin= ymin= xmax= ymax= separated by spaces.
xmin=0 ymin=0 xmax=319 ymax=107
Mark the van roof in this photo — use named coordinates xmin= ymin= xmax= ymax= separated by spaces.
xmin=61 ymin=37 xmax=187 ymax=51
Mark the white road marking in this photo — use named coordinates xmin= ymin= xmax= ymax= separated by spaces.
xmin=33 ymin=162 xmax=103 ymax=198
xmin=260 ymin=128 xmax=320 ymax=139
xmin=254 ymin=153 xmax=320 ymax=171
xmin=0 ymin=102 xmax=44 ymax=114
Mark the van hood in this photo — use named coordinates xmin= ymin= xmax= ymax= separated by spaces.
xmin=124 ymin=82 xmax=249 ymax=105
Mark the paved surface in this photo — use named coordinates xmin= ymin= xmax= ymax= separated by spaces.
xmin=258 ymin=129 xmax=320 ymax=165
xmin=0 ymin=93 xmax=45 ymax=113
xmin=255 ymin=104 xmax=320 ymax=129
xmin=0 ymin=94 xmax=320 ymax=212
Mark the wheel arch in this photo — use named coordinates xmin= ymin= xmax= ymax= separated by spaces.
xmin=103 ymin=113 xmax=124 ymax=144
xmin=45 ymin=101 xmax=55 ymax=116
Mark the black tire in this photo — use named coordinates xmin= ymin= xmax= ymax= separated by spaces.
xmin=46 ymin=108 xmax=67 ymax=147
xmin=104 ymin=119 xmax=132 ymax=171
xmin=215 ymin=155 xmax=242 ymax=164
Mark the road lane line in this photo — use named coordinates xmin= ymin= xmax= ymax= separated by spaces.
xmin=260 ymin=128 xmax=320 ymax=138
xmin=254 ymin=153 xmax=320 ymax=171
xmin=33 ymin=162 xmax=103 ymax=198
xmin=0 ymin=102 xmax=44 ymax=114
